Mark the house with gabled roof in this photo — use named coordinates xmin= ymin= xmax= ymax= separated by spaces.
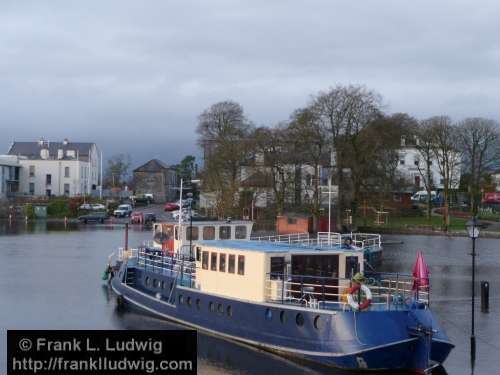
xmin=133 ymin=159 xmax=178 ymax=202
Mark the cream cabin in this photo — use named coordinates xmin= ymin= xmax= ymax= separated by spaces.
xmin=193 ymin=240 xmax=365 ymax=304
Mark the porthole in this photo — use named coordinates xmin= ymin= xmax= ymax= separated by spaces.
xmin=153 ymin=279 xmax=158 ymax=288
xmin=186 ymin=296 xmax=192 ymax=306
xmin=209 ymin=302 xmax=215 ymax=312
xmin=217 ymin=303 xmax=224 ymax=314
xmin=145 ymin=276 xmax=150 ymax=286
xmin=196 ymin=299 xmax=201 ymax=310
xmin=296 ymin=313 xmax=304 ymax=326
xmin=179 ymin=295 xmax=184 ymax=304
xmin=314 ymin=315 xmax=321 ymax=330
xmin=265 ymin=308 xmax=272 ymax=320
xmin=280 ymin=311 xmax=287 ymax=324
xmin=227 ymin=305 xmax=233 ymax=317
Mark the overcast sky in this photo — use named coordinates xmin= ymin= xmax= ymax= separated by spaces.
xmin=1 ymin=0 xmax=499 ymax=167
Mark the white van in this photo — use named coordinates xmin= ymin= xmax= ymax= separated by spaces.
xmin=411 ymin=190 xmax=437 ymax=202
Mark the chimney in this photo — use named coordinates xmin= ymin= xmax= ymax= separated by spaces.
xmin=63 ymin=138 xmax=69 ymax=145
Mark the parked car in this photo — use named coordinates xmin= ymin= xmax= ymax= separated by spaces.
xmin=91 ymin=203 xmax=106 ymax=210
xmin=114 ymin=204 xmax=133 ymax=218
xmin=78 ymin=211 xmax=109 ymax=224
xmin=172 ymin=209 xmax=197 ymax=221
xmin=144 ymin=213 xmax=157 ymax=224
xmin=79 ymin=203 xmax=92 ymax=210
xmin=164 ymin=202 xmax=179 ymax=211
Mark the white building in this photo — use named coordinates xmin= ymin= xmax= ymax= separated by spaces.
xmin=7 ymin=138 xmax=100 ymax=197
xmin=396 ymin=137 xmax=461 ymax=190
xmin=0 ymin=155 xmax=21 ymax=199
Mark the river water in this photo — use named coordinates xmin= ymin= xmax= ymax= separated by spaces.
xmin=0 ymin=222 xmax=498 ymax=375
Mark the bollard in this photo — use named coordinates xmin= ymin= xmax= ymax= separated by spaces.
xmin=481 ymin=281 xmax=490 ymax=313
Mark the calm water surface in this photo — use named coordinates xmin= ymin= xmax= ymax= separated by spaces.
xmin=0 ymin=221 xmax=498 ymax=375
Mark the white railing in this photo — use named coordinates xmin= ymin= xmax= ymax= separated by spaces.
xmin=265 ymin=272 xmax=429 ymax=310
xmin=251 ymin=232 xmax=382 ymax=251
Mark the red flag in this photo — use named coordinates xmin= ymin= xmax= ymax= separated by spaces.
xmin=412 ymin=251 xmax=430 ymax=290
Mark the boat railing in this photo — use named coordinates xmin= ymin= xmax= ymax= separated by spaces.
xmin=250 ymin=232 xmax=381 ymax=252
xmin=264 ymin=272 xmax=429 ymax=311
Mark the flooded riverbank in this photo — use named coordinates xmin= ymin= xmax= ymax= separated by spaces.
xmin=0 ymin=223 xmax=498 ymax=374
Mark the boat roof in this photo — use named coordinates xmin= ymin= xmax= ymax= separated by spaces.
xmin=156 ymin=220 xmax=253 ymax=226
xmin=197 ymin=240 xmax=359 ymax=254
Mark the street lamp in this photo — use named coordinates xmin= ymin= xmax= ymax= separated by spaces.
xmin=465 ymin=217 xmax=479 ymax=365
xmin=178 ymin=179 xmax=200 ymax=260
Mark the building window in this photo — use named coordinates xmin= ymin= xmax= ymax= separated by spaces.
xmin=64 ymin=167 xmax=70 ymax=177
xmin=219 ymin=226 xmax=231 ymax=240
xmin=235 ymin=226 xmax=247 ymax=239
xmin=46 ymin=174 xmax=51 ymax=185
xmin=46 ymin=189 xmax=51 ymax=197
xmin=202 ymin=251 xmax=209 ymax=270
xmin=228 ymin=255 xmax=235 ymax=273
xmin=29 ymin=183 xmax=35 ymax=195
xmin=287 ymin=217 xmax=297 ymax=225
xmin=210 ymin=252 xmax=218 ymax=271
xmin=203 ymin=226 xmax=215 ymax=240
xmin=64 ymin=184 xmax=70 ymax=195
xmin=237 ymin=255 xmax=245 ymax=275
xmin=29 ymin=166 xmax=35 ymax=177
xmin=186 ymin=226 xmax=198 ymax=241
xmin=219 ymin=254 xmax=226 ymax=272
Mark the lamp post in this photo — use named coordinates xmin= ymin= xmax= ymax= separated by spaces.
xmin=465 ymin=217 xmax=479 ymax=365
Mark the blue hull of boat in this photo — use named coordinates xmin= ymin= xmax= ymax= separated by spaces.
xmin=111 ymin=263 xmax=453 ymax=372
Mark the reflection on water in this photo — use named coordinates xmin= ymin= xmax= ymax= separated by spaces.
xmin=0 ymin=223 xmax=498 ymax=374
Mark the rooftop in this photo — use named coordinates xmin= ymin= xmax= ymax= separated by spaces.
xmin=197 ymin=239 xmax=352 ymax=254
xmin=8 ymin=140 xmax=95 ymax=161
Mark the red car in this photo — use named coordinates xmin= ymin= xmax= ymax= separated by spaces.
xmin=164 ymin=202 xmax=179 ymax=212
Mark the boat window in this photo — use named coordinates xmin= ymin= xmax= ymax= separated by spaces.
xmin=161 ymin=280 xmax=165 ymax=289
xmin=196 ymin=298 xmax=201 ymax=310
xmin=179 ymin=295 xmax=184 ymax=304
xmin=227 ymin=305 xmax=233 ymax=317
xmin=314 ymin=315 xmax=321 ymax=330
xmin=280 ymin=311 xmax=287 ymax=323
xmin=153 ymin=279 xmax=158 ymax=288
xmin=186 ymin=296 xmax=192 ymax=306
xmin=186 ymin=226 xmax=199 ymax=241
xmin=196 ymin=247 xmax=201 ymax=262
xmin=237 ymin=255 xmax=245 ymax=275
xmin=228 ymin=255 xmax=236 ymax=273
xmin=202 ymin=251 xmax=209 ymax=270
xmin=174 ymin=226 xmax=178 ymax=240
xmin=210 ymin=252 xmax=218 ymax=271
xmin=265 ymin=308 xmax=272 ymax=320
xmin=219 ymin=254 xmax=226 ymax=272
xmin=235 ymin=225 xmax=247 ymax=239
xmin=203 ymin=226 xmax=215 ymax=240
xmin=217 ymin=303 xmax=224 ymax=314
xmin=219 ymin=225 xmax=231 ymax=239
xmin=296 ymin=313 xmax=304 ymax=326
xmin=145 ymin=276 xmax=150 ymax=286
xmin=209 ymin=302 xmax=215 ymax=312
xmin=270 ymin=257 xmax=285 ymax=279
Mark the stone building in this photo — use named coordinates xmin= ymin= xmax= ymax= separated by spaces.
xmin=133 ymin=159 xmax=178 ymax=203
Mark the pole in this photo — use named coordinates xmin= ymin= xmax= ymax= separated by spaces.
xmin=189 ymin=199 xmax=193 ymax=260
xmin=178 ymin=179 xmax=183 ymax=255
xmin=124 ymin=223 xmax=129 ymax=251
xmin=100 ymin=151 xmax=103 ymax=200
xmin=471 ymin=235 xmax=476 ymax=363
xmin=328 ymin=177 xmax=332 ymax=245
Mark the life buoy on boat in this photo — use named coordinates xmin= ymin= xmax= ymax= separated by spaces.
xmin=347 ymin=283 xmax=372 ymax=311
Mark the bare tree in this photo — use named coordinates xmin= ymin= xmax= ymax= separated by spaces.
xmin=288 ymin=107 xmax=329 ymax=230
xmin=196 ymin=101 xmax=253 ymax=218
xmin=428 ymin=116 xmax=461 ymax=230
xmin=458 ymin=118 xmax=500 ymax=215
xmin=415 ymin=120 xmax=436 ymax=221
xmin=311 ymin=85 xmax=382 ymax=229
xmin=251 ymin=125 xmax=295 ymax=216
xmin=105 ymin=153 xmax=131 ymax=188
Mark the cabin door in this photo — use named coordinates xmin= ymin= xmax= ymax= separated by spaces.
xmin=291 ymin=255 xmax=339 ymax=301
